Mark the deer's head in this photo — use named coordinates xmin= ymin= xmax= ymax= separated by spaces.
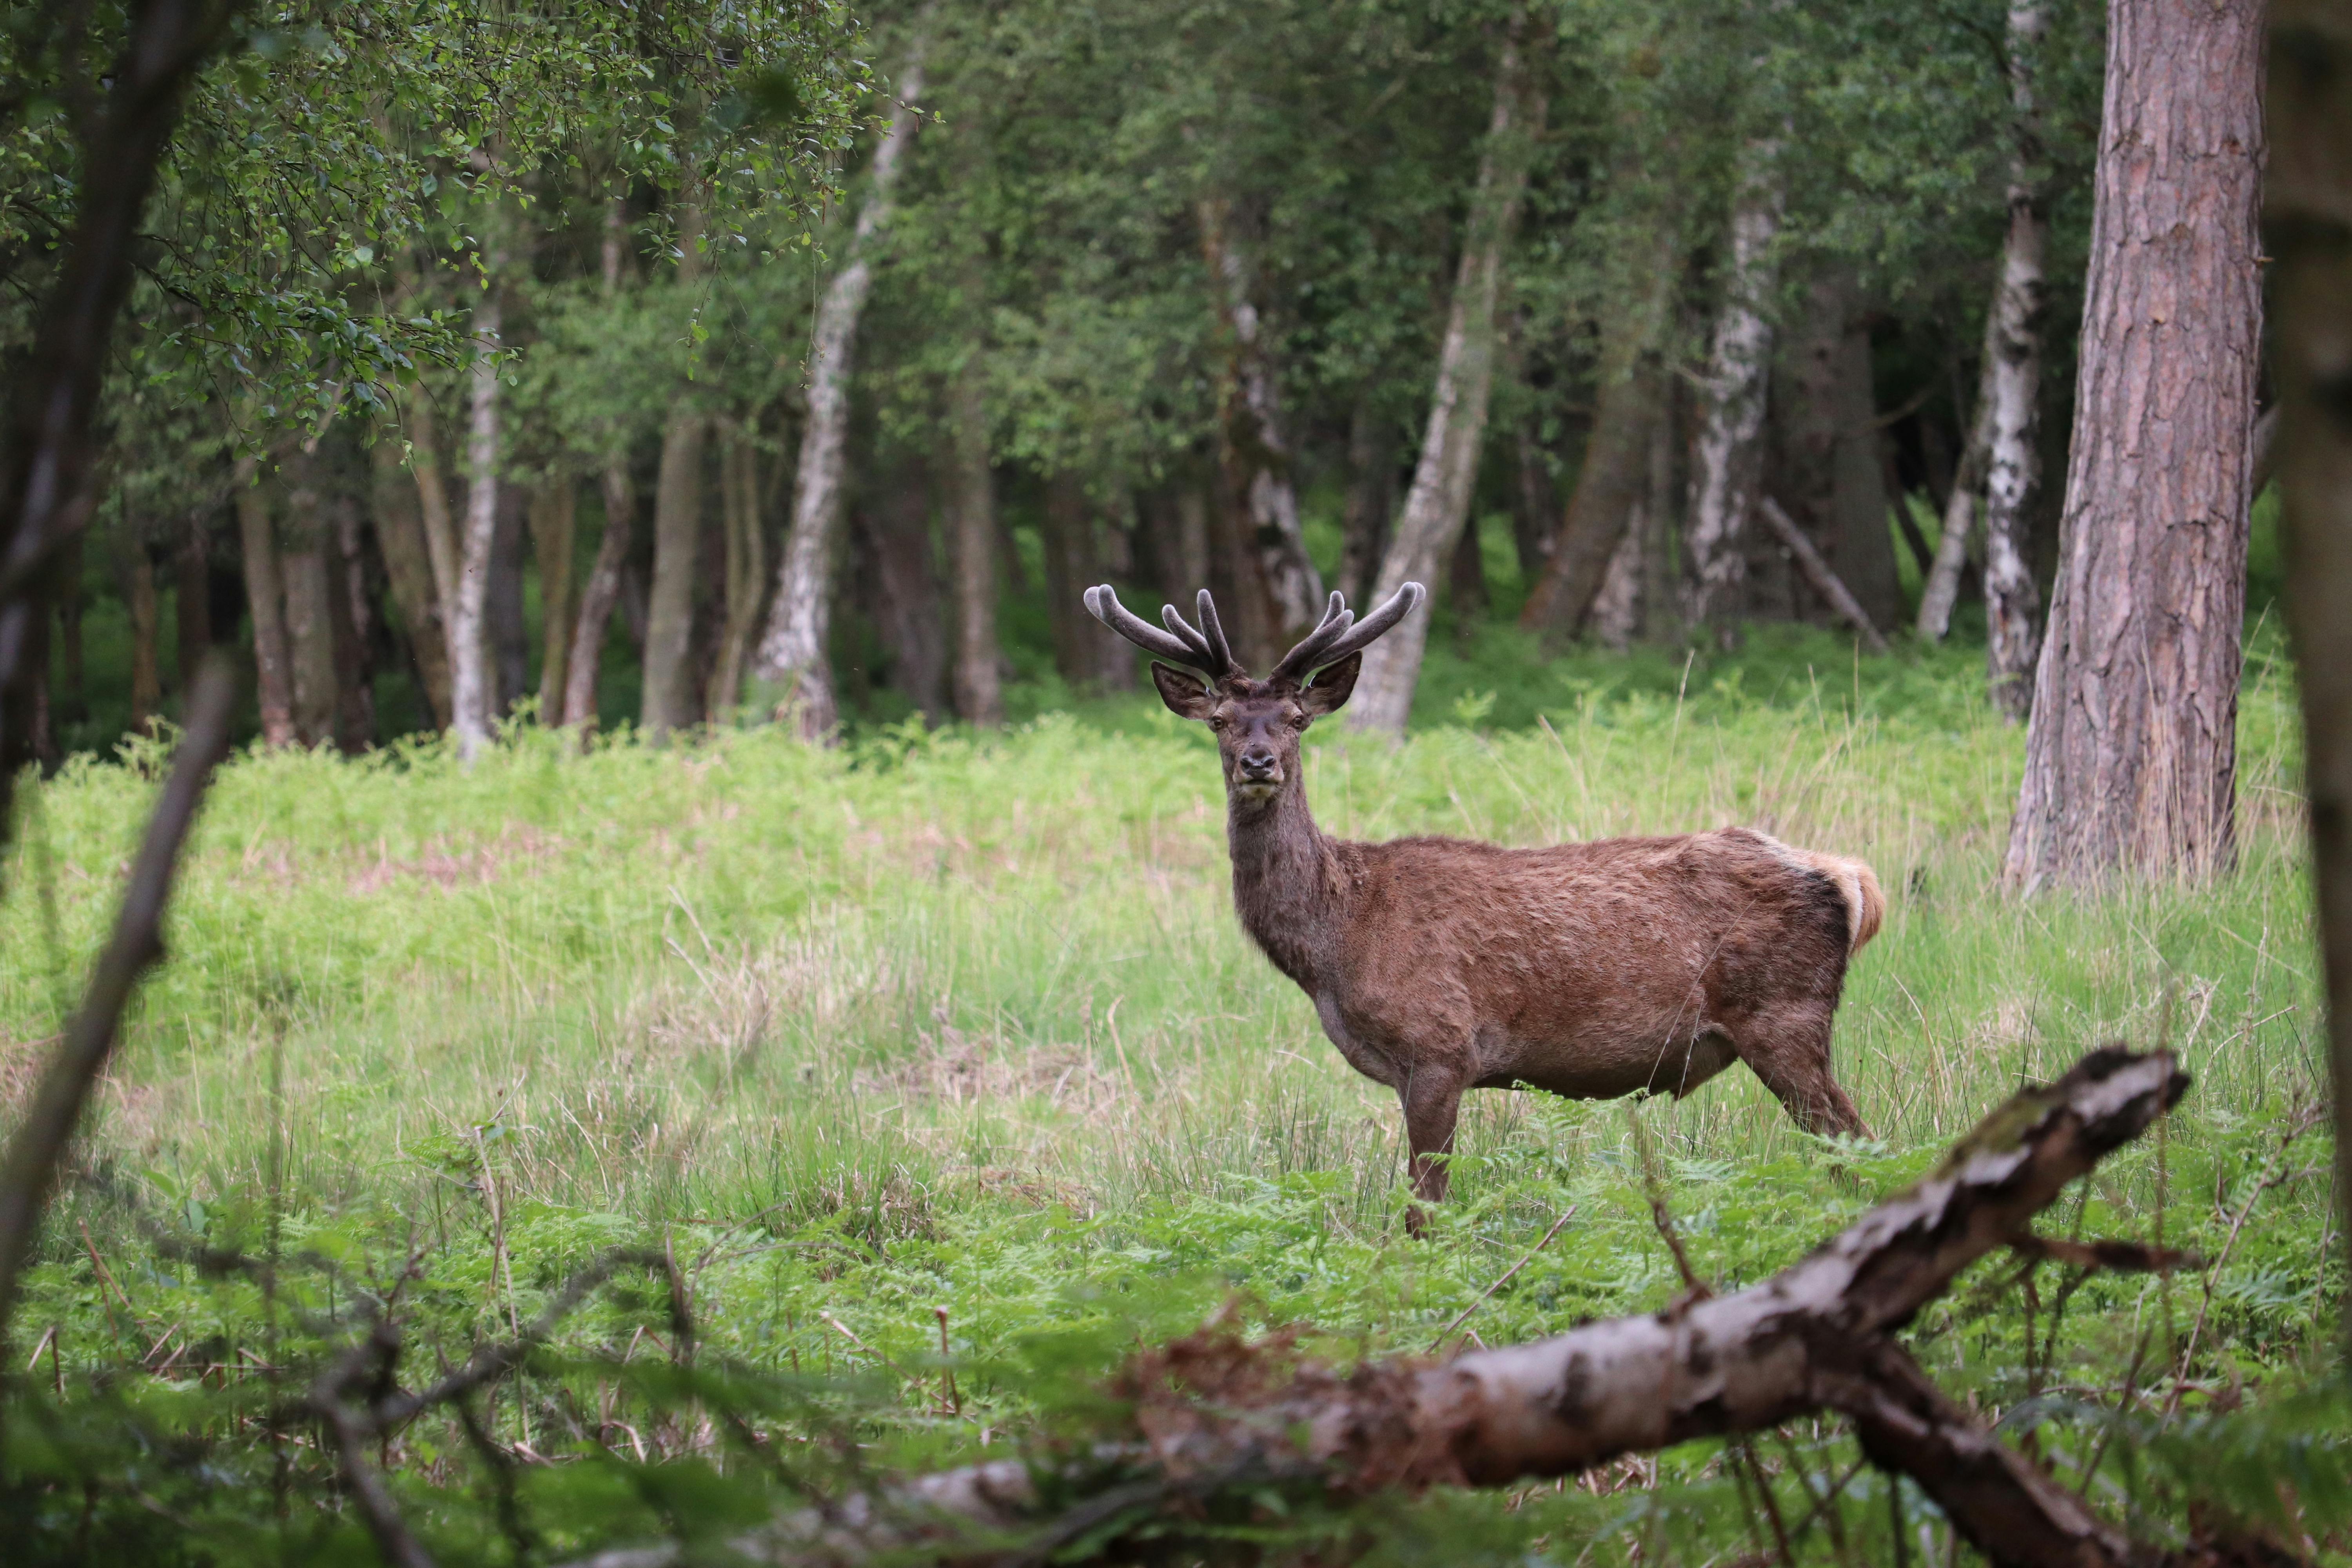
xmin=1083 ymin=583 xmax=1426 ymax=807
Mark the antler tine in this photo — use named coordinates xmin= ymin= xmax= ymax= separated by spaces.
xmin=1084 ymin=584 xmax=1215 ymax=671
xmin=1269 ymin=591 xmax=1357 ymax=683
xmin=1160 ymin=602 xmax=1215 ymax=661
xmin=1304 ymin=581 xmax=1428 ymax=669
xmin=1193 ymin=589 xmax=1240 ymax=677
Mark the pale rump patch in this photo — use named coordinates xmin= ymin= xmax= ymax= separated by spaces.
xmin=1740 ymin=830 xmax=1884 ymax=955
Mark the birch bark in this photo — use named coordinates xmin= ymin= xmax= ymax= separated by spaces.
xmin=1681 ymin=143 xmax=1783 ymax=637
xmin=451 ymin=241 xmax=505 ymax=762
xmin=1982 ymin=0 xmax=2051 ymax=720
xmin=753 ymin=49 xmax=925 ymax=740
xmin=1349 ymin=16 xmax=1543 ymax=734
xmin=2002 ymin=0 xmax=2264 ymax=886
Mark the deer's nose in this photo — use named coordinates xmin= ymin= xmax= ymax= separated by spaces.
xmin=1238 ymin=747 xmax=1280 ymax=781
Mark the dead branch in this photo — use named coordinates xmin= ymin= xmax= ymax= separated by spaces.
xmin=1758 ymin=496 xmax=1893 ymax=654
xmin=0 ymin=658 xmax=236 ymax=1352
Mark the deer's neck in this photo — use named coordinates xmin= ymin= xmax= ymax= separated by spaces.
xmin=1227 ymin=782 xmax=1345 ymax=991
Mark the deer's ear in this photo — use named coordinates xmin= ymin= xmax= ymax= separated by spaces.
xmin=1300 ymin=652 xmax=1361 ymax=718
xmin=1151 ymin=662 xmax=1216 ymax=721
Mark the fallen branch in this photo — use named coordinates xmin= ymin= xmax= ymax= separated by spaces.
xmin=1758 ymin=496 xmax=1892 ymax=654
xmin=0 ymin=658 xmax=236 ymax=1353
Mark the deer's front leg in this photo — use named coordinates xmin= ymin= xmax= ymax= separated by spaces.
xmin=1399 ymin=1066 xmax=1465 ymax=1233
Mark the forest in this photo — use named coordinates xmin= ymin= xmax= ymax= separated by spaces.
xmin=4 ymin=0 xmax=2352 ymax=1565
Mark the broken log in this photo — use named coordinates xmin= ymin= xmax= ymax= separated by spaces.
xmin=1759 ymin=494 xmax=1892 ymax=653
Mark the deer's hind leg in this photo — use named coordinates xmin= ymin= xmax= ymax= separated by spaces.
xmin=1719 ymin=1000 xmax=1870 ymax=1140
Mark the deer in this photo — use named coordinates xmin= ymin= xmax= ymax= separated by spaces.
xmin=1083 ymin=581 xmax=1884 ymax=1225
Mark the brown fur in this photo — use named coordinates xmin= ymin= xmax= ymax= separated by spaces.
xmin=1151 ymin=657 xmax=1878 ymax=1216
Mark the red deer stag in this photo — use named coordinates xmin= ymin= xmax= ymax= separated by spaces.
xmin=1084 ymin=582 xmax=1883 ymax=1220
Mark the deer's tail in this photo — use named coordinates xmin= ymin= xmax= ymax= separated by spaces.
xmin=1796 ymin=851 xmax=1885 ymax=955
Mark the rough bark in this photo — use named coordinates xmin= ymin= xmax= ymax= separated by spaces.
xmin=2266 ymin=0 xmax=2352 ymax=1330
xmin=280 ymin=464 xmax=340 ymax=748
xmin=563 ymin=468 xmax=634 ymax=732
xmin=370 ymin=435 xmax=451 ymax=730
xmin=1350 ymin=17 xmax=1544 ymax=733
xmin=754 ymin=47 xmax=925 ymax=741
xmin=865 ymin=457 xmax=946 ymax=716
xmin=2004 ymin=0 xmax=2265 ymax=888
xmin=127 ymin=540 xmax=160 ymax=732
xmin=451 ymin=251 xmax=506 ymax=762
xmin=232 ymin=454 xmax=297 ymax=748
xmin=529 ymin=478 xmax=577 ymax=725
xmin=947 ymin=362 xmax=1002 ymax=728
xmin=708 ymin=430 xmax=770 ymax=723
xmin=1522 ymin=219 xmax=1677 ymax=640
xmin=1682 ymin=141 xmax=1784 ymax=637
xmin=642 ymin=406 xmax=707 ymax=740
xmin=1338 ymin=397 xmax=1394 ymax=606
xmin=1199 ymin=197 xmax=1322 ymax=638
xmin=1984 ymin=0 xmax=2054 ymax=722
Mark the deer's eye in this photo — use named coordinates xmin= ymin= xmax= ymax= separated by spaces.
xmin=1208 ymin=715 xmax=1228 ymax=730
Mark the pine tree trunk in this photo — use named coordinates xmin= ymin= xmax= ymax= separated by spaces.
xmin=1350 ymin=16 xmax=1544 ymax=734
xmin=947 ymin=362 xmax=1002 ymax=728
xmin=563 ymin=466 xmax=634 ymax=731
xmin=451 ymin=258 xmax=505 ymax=761
xmin=529 ymin=478 xmax=577 ymax=725
xmin=370 ymin=435 xmax=452 ymax=730
xmin=233 ymin=454 xmax=297 ymax=747
xmin=642 ymin=407 xmax=707 ymax=739
xmin=708 ymin=430 xmax=769 ymax=723
xmin=1682 ymin=143 xmax=1784 ymax=637
xmin=280 ymin=466 xmax=340 ymax=748
xmin=1984 ymin=0 xmax=2053 ymax=721
xmin=2266 ymin=0 xmax=2352 ymax=1322
xmin=755 ymin=47 xmax=924 ymax=741
xmin=2003 ymin=0 xmax=2263 ymax=887
xmin=174 ymin=514 xmax=210 ymax=692
xmin=127 ymin=541 xmax=160 ymax=733
xmin=1522 ymin=217 xmax=1677 ymax=639
xmin=1198 ymin=198 xmax=1323 ymax=637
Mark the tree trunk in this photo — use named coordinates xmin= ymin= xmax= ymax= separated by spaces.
xmin=1042 ymin=472 xmax=1109 ymax=690
xmin=1587 ymin=507 xmax=1644 ymax=651
xmin=451 ymin=252 xmax=505 ymax=762
xmin=754 ymin=47 xmax=924 ymax=741
xmin=1914 ymin=430 xmax=1984 ymax=641
xmin=1338 ymin=397 xmax=1394 ymax=606
xmin=279 ymin=466 xmax=339 ymax=748
xmin=2003 ymin=0 xmax=2264 ymax=888
xmin=399 ymin=385 xmax=463 ymax=682
xmin=947 ymin=363 xmax=1002 ymax=728
xmin=2267 ymin=0 xmax=2352 ymax=1339
xmin=174 ymin=513 xmax=210 ymax=694
xmin=1447 ymin=516 xmax=1487 ymax=628
xmin=563 ymin=466 xmax=634 ymax=732
xmin=529 ymin=478 xmax=577 ymax=725
xmin=1984 ymin=0 xmax=2053 ymax=722
xmin=1350 ymin=17 xmax=1544 ymax=734
xmin=641 ymin=407 xmax=707 ymax=740
xmin=867 ymin=455 xmax=946 ymax=716
xmin=370 ymin=434 xmax=451 ymax=730
xmin=1682 ymin=141 xmax=1784 ymax=637
xmin=1779 ymin=266 xmax=1901 ymax=634
xmin=1199 ymin=197 xmax=1322 ymax=638
xmin=1829 ymin=314 xmax=1901 ymax=630
xmin=55 ymin=529 xmax=84 ymax=720
xmin=127 ymin=541 xmax=160 ymax=733
xmin=233 ymin=454 xmax=297 ymax=748
xmin=488 ymin=481 xmax=528 ymax=719
xmin=708 ymin=428 xmax=770 ymax=723
xmin=1522 ymin=218 xmax=1677 ymax=640
xmin=1640 ymin=394 xmax=1682 ymax=645
xmin=328 ymin=491 xmax=373 ymax=752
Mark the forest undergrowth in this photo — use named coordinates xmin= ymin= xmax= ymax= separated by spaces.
xmin=0 ymin=626 xmax=2343 ymax=1564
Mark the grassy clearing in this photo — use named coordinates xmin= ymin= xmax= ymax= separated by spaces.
xmin=1 ymin=624 xmax=2337 ymax=1563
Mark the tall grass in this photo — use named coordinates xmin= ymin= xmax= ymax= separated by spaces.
xmin=0 ymin=625 xmax=2335 ymax=1563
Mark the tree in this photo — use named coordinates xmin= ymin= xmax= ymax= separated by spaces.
xmin=2003 ymin=0 xmax=2265 ymax=888
xmin=1348 ymin=14 xmax=1545 ymax=735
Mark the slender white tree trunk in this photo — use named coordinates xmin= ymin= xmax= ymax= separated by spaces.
xmin=1348 ymin=17 xmax=1543 ymax=735
xmin=1199 ymin=198 xmax=1322 ymax=635
xmin=451 ymin=253 xmax=504 ymax=762
xmin=753 ymin=49 xmax=925 ymax=741
xmin=1682 ymin=142 xmax=1784 ymax=636
xmin=1982 ymin=0 xmax=2050 ymax=720
xmin=1915 ymin=411 xmax=1988 ymax=641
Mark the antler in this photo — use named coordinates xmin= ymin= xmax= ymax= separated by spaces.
xmin=1269 ymin=581 xmax=1426 ymax=683
xmin=1083 ymin=585 xmax=1240 ymax=682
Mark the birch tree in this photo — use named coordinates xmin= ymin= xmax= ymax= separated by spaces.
xmin=1681 ymin=140 xmax=1782 ymax=638
xmin=450 ymin=238 xmax=506 ymax=763
xmin=1348 ymin=15 xmax=1544 ymax=736
xmin=753 ymin=49 xmax=926 ymax=742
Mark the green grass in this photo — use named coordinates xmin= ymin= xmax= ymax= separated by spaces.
xmin=1 ymin=624 xmax=2339 ymax=1564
